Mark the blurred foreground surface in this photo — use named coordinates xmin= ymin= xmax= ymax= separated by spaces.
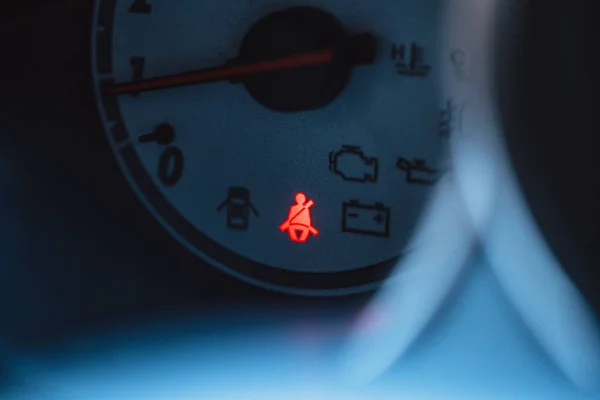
xmin=2 ymin=255 xmax=599 ymax=400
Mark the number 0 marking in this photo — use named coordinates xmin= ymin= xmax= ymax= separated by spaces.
xmin=158 ymin=147 xmax=184 ymax=187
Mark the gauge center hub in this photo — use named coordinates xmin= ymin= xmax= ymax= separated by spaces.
xmin=237 ymin=6 xmax=373 ymax=113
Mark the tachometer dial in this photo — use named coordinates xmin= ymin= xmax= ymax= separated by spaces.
xmin=92 ymin=0 xmax=449 ymax=295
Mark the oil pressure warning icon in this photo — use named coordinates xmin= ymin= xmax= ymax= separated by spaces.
xmin=280 ymin=192 xmax=319 ymax=243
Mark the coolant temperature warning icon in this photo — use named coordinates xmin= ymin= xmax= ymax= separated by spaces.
xmin=280 ymin=193 xmax=319 ymax=243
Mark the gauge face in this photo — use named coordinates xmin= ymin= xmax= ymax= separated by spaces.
xmin=92 ymin=0 xmax=447 ymax=295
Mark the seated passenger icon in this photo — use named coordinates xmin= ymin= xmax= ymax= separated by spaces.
xmin=279 ymin=192 xmax=319 ymax=243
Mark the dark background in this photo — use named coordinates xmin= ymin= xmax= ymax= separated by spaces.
xmin=496 ymin=0 xmax=600 ymax=321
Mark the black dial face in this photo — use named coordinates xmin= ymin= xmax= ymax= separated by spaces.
xmin=92 ymin=0 xmax=448 ymax=295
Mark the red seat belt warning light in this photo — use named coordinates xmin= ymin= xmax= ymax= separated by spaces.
xmin=279 ymin=192 xmax=319 ymax=243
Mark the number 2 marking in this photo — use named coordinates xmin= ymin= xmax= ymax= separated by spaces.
xmin=158 ymin=147 xmax=184 ymax=187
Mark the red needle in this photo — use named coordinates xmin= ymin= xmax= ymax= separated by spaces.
xmin=104 ymin=49 xmax=335 ymax=95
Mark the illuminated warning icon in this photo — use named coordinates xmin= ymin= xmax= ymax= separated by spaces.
xmin=279 ymin=192 xmax=319 ymax=243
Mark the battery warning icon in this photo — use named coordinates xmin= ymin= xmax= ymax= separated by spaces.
xmin=342 ymin=200 xmax=391 ymax=238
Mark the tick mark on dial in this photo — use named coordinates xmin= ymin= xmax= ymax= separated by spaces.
xmin=139 ymin=123 xmax=176 ymax=145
